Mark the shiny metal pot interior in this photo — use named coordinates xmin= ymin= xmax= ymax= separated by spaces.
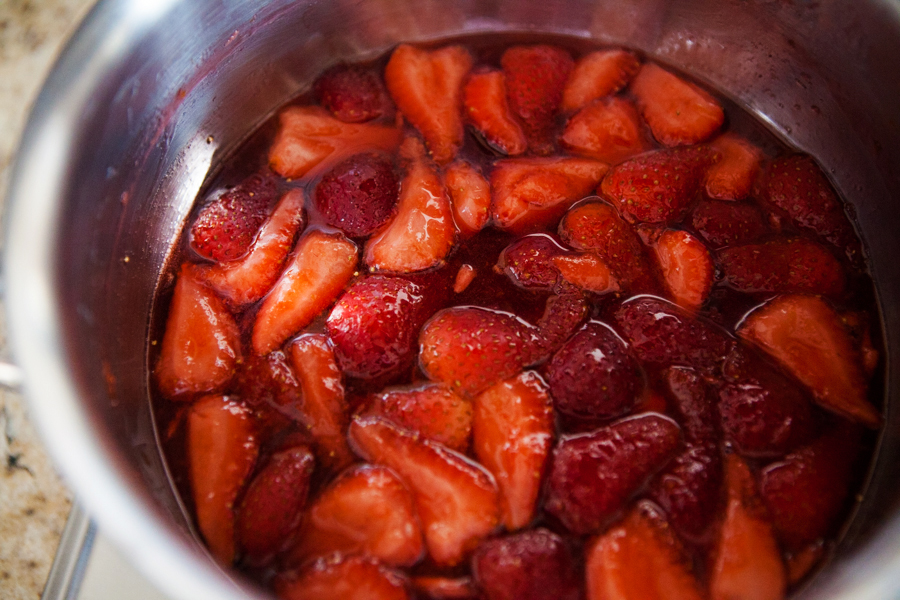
xmin=5 ymin=0 xmax=900 ymax=599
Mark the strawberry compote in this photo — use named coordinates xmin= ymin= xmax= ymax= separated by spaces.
xmin=151 ymin=35 xmax=883 ymax=600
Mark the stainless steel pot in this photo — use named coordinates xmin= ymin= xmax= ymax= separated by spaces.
xmin=5 ymin=0 xmax=900 ymax=599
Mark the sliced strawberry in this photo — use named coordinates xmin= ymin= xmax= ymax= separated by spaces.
xmin=198 ymin=188 xmax=306 ymax=306
xmin=472 ymin=528 xmax=581 ymax=600
xmin=367 ymin=383 xmax=473 ymax=453
xmin=841 ymin=311 xmax=880 ymax=377
xmin=531 ymin=291 xmax=591 ymax=362
xmin=187 ymin=394 xmax=258 ymax=565
xmin=268 ymin=106 xmax=402 ymax=179
xmin=385 ymin=44 xmax=473 ymax=164
xmin=689 ymin=199 xmax=767 ymax=248
xmin=286 ymin=464 xmax=424 ymax=567
xmin=412 ymin=577 xmax=478 ymax=600
xmin=497 ymin=233 xmax=566 ymax=291
xmin=710 ymin=454 xmax=787 ymax=600
xmin=314 ymin=153 xmax=400 ymax=237
xmin=155 ymin=264 xmax=240 ymax=399
xmin=453 ymin=264 xmax=476 ymax=293
xmin=630 ymin=62 xmax=724 ymax=147
xmin=234 ymin=349 xmax=302 ymax=437
xmin=551 ymin=252 xmax=619 ymax=293
xmin=600 ymin=146 xmax=716 ymax=223
xmin=251 ymin=230 xmax=357 ymax=355
xmin=348 ymin=415 xmax=500 ymax=566
xmin=501 ymin=45 xmax=574 ymax=153
xmin=560 ymin=96 xmax=650 ymax=164
xmin=462 ymin=69 xmax=527 ymax=155
xmin=236 ymin=445 xmax=314 ymax=564
xmin=275 ymin=554 xmax=411 ymax=600
xmin=705 ymin=133 xmax=764 ymax=200
xmin=585 ymin=501 xmax=705 ymax=600
xmin=365 ymin=137 xmax=456 ymax=272
xmin=545 ymin=413 xmax=682 ymax=534
xmin=491 ymin=157 xmax=609 ymax=234
xmin=650 ymin=229 xmax=713 ymax=312
xmin=314 ymin=63 xmax=392 ymax=123
xmin=472 ymin=372 xmax=555 ymax=530
xmin=444 ymin=160 xmax=492 ymax=237
xmin=561 ymin=49 xmax=641 ymax=112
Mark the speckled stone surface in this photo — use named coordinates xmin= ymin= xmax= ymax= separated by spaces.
xmin=0 ymin=1 xmax=96 ymax=598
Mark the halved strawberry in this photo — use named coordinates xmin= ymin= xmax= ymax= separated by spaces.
xmin=348 ymin=415 xmax=500 ymax=566
xmin=705 ymin=133 xmax=764 ymax=200
xmin=444 ymin=160 xmax=492 ymax=237
xmin=233 ymin=349 xmax=302 ymax=437
xmin=491 ymin=157 xmax=609 ymax=234
xmin=661 ymin=366 xmax=720 ymax=443
xmin=275 ymin=555 xmax=411 ymax=600
xmin=155 ymin=264 xmax=240 ymax=399
xmin=365 ymin=137 xmax=456 ymax=272
xmin=630 ymin=62 xmax=724 ymax=147
xmin=187 ymin=394 xmax=258 ymax=565
xmin=314 ymin=152 xmax=400 ymax=237
xmin=286 ymin=464 xmax=424 ymax=567
xmin=198 ymin=188 xmax=305 ymax=306
xmin=650 ymin=229 xmax=713 ymax=312
xmin=497 ymin=233 xmax=566 ymax=291
xmin=268 ymin=106 xmax=402 ymax=179
xmin=689 ymin=199 xmax=767 ymax=248
xmin=532 ymin=291 xmax=591 ymax=362
xmin=462 ymin=69 xmax=527 ymax=155
xmin=314 ymin=63 xmax=393 ymax=123
xmin=551 ymin=252 xmax=619 ymax=293
xmin=367 ymin=383 xmax=473 ymax=453
xmin=738 ymin=294 xmax=879 ymax=427
xmin=560 ymin=96 xmax=650 ymax=164
xmin=472 ymin=371 xmax=555 ymax=530
xmin=453 ymin=264 xmax=476 ymax=293
xmin=561 ymin=49 xmax=641 ymax=112
xmin=251 ymin=230 xmax=357 ymax=355
xmin=385 ymin=44 xmax=473 ymax=164
xmin=412 ymin=577 xmax=478 ymax=600
xmin=710 ymin=454 xmax=786 ymax=600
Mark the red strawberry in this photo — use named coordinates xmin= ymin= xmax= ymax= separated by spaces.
xmin=453 ymin=264 xmax=477 ymax=293
xmin=348 ymin=415 xmax=500 ymax=566
xmin=187 ymin=394 xmax=258 ymax=565
xmin=497 ymin=233 xmax=566 ymax=291
xmin=276 ymin=555 xmax=411 ymax=600
xmin=198 ymin=188 xmax=306 ymax=306
xmin=786 ymin=543 xmax=825 ymax=587
xmin=650 ymin=229 xmax=713 ymax=312
xmin=444 ymin=160 xmax=492 ymax=237
xmin=630 ymin=63 xmax=724 ymax=147
xmin=546 ymin=321 xmax=643 ymax=420
xmin=560 ymin=96 xmax=650 ymax=164
xmin=286 ymin=464 xmax=424 ymax=567
xmin=155 ymin=264 xmax=240 ymax=399
xmin=251 ymin=230 xmax=358 ymax=355
xmin=705 ymin=133 xmax=764 ymax=200
xmin=662 ymin=366 xmax=719 ymax=442
xmin=600 ymin=146 xmax=716 ymax=223
xmin=501 ymin=45 xmax=574 ymax=153
xmin=472 ymin=528 xmax=581 ymax=600
xmin=236 ymin=445 xmax=314 ymax=564
xmin=367 ymin=383 xmax=473 ymax=453
xmin=385 ymin=44 xmax=473 ymax=164
xmin=531 ymin=291 xmax=591 ymax=363
xmin=462 ymin=69 xmax=527 ymax=155
xmin=472 ymin=372 xmax=555 ymax=530
xmin=545 ymin=413 xmax=682 ymax=534
xmin=233 ymin=349 xmax=302 ymax=436
xmin=314 ymin=153 xmax=400 ymax=237
xmin=690 ymin=199 xmax=767 ymax=248
xmin=561 ymin=49 xmax=641 ymax=112
xmin=717 ymin=238 xmax=845 ymax=297
xmin=551 ymin=252 xmax=619 ymax=293
xmin=738 ymin=294 xmax=880 ymax=427
xmin=412 ymin=577 xmax=478 ymax=600
xmin=314 ymin=63 xmax=392 ymax=123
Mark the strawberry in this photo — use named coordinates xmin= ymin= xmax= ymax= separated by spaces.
xmin=314 ymin=63 xmax=392 ymax=123
xmin=462 ymin=69 xmax=527 ymax=155
xmin=738 ymin=294 xmax=880 ymax=428
xmin=286 ymin=464 xmax=424 ymax=567
xmin=472 ymin=372 xmax=555 ymax=530
xmin=689 ymin=199 xmax=766 ymax=248
xmin=198 ymin=188 xmax=306 ymax=306
xmin=275 ymin=554 xmax=411 ymax=600
xmin=600 ymin=145 xmax=716 ymax=223
xmin=630 ymin=62 xmax=724 ymax=147
xmin=497 ymin=233 xmax=566 ymax=290
xmin=546 ymin=321 xmax=643 ymax=420
xmin=348 ymin=415 xmax=500 ymax=566
xmin=560 ymin=96 xmax=650 ymax=164
xmin=155 ymin=264 xmax=240 ymax=399
xmin=585 ymin=501 xmax=705 ymax=600
xmin=717 ymin=238 xmax=845 ymax=297
xmin=365 ymin=137 xmax=456 ymax=272
xmin=650 ymin=229 xmax=714 ymax=312
xmin=501 ymin=45 xmax=574 ymax=153
xmin=367 ymin=383 xmax=473 ymax=453
xmin=412 ymin=577 xmax=478 ymax=600
xmin=444 ymin=160 xmax=492 ymax=237
xmin=705 ymin=133 xmax=764 ymax=200
xmin=491 ymin=157 xmax=609 ymax=234
xmin=385 ymin=44 xmax=473 ymax=164
xmin=472 ymin=528 xmax=581 ymax=600
xmin=453 ymin=264 xmax=476 ymax=293
xmin=233 ymin=350 xmax=302 ymax=437
xmin=841 ymin=311 xmax=880 ymax=377
xmin=251 ymin=230 xmax=358 ymax=355
xmin=786 ymin=542 xmax=825 ymax=586
xmin=236 ymin=445 xmax=315 ymax=564
xmin=710 ymin=454 xmax=787 ymax=600
xmin=531 ymin=291 xmax=591 ymax=362
xmin=314 ymin=153 xmax=400 ymax=237
xmin=187 ymin=394 xmax=258 ymax=565
xmin=561 ymin=49 xmax=641 ymax=112
xmin=268 ymin=105 xmax=402 ymax=179
xmin=551 ymin=252 xmax=619 ymax=293
xmin=661 ymin=366 xmax=720 ymax=442
xmin=545 ymin=413 xmax=682 ymax=534
xmin=189 ymin=173 xmax=276 ymax=262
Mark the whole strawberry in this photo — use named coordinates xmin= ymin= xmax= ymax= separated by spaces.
xmin=315 ymin=153 xmax=400 ymax=237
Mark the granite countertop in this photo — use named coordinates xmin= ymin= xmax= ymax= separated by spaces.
xmin=0 ymin=1 xmax=96 ymax=598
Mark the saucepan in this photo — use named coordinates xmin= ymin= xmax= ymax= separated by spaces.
xmin=5 ymin=0 xmax=900 ymax=599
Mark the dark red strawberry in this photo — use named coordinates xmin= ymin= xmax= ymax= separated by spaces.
xmin=314 ymin=153 xmax=399 ymax=237
xmin=314 ymin=63 xmax=392 ymax=123
xmin=531 ymin=291 xmax=590 ymax=362
xmin=497 ymin=233 xmax=566 ymax=291
xmin=690 ymin=199 xmax=767 ymax=248
xmin=471 ymin=528 xmax=581 ymax=600
xmin=545 ymin=413 xmax=682 ymax=534
xmin=462 ymin=69 xmax=527 ymax=156
xmin=367 ymin=383 xmax=473 ymax=453
xmin=561 ymin=49 xmax=641 ymax=112
xmin=661 ymin=366 xmax=719 ymax=442
xmin=560 ymin=96 xmax=650 ymax=164
xmin=233 ymin=350 xmax=302 ymax=436
xmin=275 ymin=555 xmax=411 ymax=600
